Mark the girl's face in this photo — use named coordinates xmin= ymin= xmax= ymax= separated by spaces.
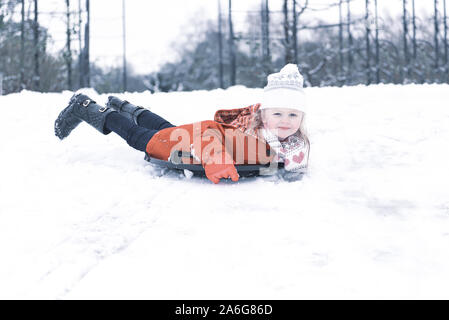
xmin=262 ymin=108 xmax=303 ymax=140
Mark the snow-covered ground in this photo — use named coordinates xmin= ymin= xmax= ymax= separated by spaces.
xmin=1 ymin=84 xmax=449 ymax=299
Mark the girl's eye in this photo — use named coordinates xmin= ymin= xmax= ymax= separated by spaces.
xmin=272 ymin=113 xmax=282 ymax=116
xmin=289 ymin=113 xmax=298 ymax=117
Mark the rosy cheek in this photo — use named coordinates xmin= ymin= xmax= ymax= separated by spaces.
xmin=264 ymin=120 xmax=273 ymax=130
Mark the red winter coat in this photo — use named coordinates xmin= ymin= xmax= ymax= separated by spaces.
xmin=145 ymin=104 xmax=274 ymax=167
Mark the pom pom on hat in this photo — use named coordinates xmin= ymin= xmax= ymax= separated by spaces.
xmin=260 ymin=64 xmax=307 ymax=113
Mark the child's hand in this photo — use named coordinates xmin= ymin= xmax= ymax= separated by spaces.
xmin=203 ymin=151 xmax=239 ymax=184
xmin=204 ymin=163 xmax=239 ymax=184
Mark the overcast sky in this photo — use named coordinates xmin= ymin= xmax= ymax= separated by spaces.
xmin=35 ymin=0 xmax=435 ymax=75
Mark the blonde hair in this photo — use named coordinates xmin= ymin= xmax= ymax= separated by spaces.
xmin=248 ymin=109 xmax=311 ymax=163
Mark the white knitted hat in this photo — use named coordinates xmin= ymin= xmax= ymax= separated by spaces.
xmin=260 ymin=64 xmax=307 ymax=113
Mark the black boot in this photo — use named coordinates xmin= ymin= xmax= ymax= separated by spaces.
xmin=106 ymin=96 xmax=146 ymax=125
xmin=55 ymin=93 xmax=115 ymax=140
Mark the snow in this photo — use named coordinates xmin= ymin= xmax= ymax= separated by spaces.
xmin=1 ymin=84 xmax=449 ymax=299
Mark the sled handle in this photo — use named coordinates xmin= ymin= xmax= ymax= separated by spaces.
xmin=169 ymin=150 xmax=194 ymax=165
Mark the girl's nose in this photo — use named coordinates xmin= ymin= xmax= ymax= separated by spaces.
xmin=279 ymin=116 xmax=291 ymax=123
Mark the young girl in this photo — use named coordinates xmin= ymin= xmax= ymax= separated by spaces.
xmin=55 ymin=64 xmax=310 ymax=184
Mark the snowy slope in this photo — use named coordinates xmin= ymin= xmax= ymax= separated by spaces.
xmin=1 ymin=84 xmax=449 ymax=299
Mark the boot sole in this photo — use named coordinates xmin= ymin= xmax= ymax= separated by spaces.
xmin=54 ymin=103 xmax=82 ymax=140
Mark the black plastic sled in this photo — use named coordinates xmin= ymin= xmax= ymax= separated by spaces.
xmin=144 ymin=150 xmax=291 ymax=178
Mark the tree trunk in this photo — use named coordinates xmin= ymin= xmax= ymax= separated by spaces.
xmin=402 ymin=0 xmax=409 ymax=83
xmin=444 ymin=0 xmax=448 ymax=79
xmin=228 ymin=0 xmax=236 ymax=86
xmin=261 ymin=0 xmax=270 ymax=74
xmin=338 ymin=0 xmax=344 ymax=76
xmin=265 ymin=0 xmax=270 ymax=67
xmin=412 ymin=0 xmax=417 ymax=60
xmin=347 ymin=0 xmax=353 ymax=84
xmin=218 ymin=0 xmax=224 ymax=88
xmin=365 ymin=0 xmax=371 ymax=85
xmin=375 ymin=0 xmax=380 ymax=83
xmin=78 ymin=0 xmax=83 ymax=89
xmin=82 ymin=0 xmax=90 ymax=87
xmin=20 ymin=0 xmax=25 ymax=89
xmin=434 ymin=0 xmax=440 ymax=71
xmin=33 ymin=0 xmax=39 ymax=91
xmin=283 ymin=0 xmax=292 ymax=64
xmin=293 ymin=0 xmax=298 ymax=65
xmin=261 ymin=0 xmax=266 ymax=62
xmin=66 ymin=0 xmax=73 ymax=90
xmin=122 ymin=0 xmax=127 ymax=92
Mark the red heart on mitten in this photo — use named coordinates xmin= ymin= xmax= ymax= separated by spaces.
xmin=293 ymin=152 xmax=305 ymax=164
xmin=284 ymin=158 xmax=290 ymax=166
